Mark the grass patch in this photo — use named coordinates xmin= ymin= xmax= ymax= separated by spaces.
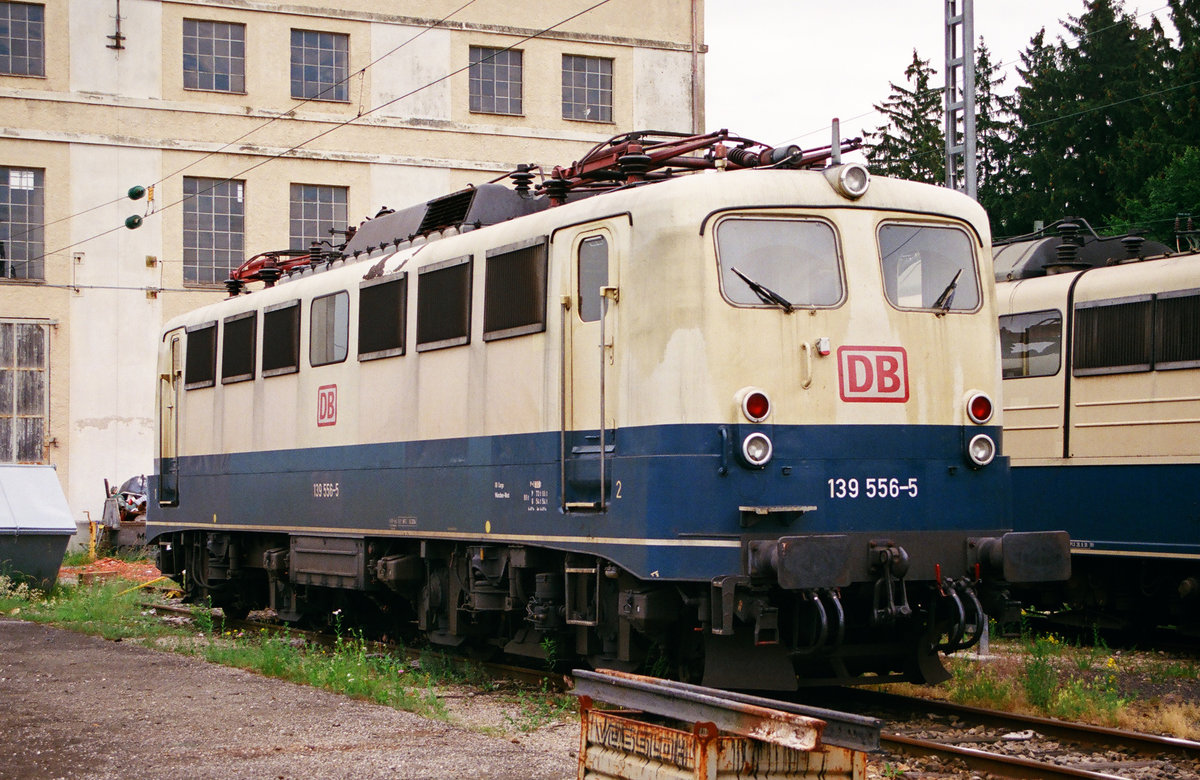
xmin=2 ymin=572 xmax=524 ymax=726
xmin=943 ymin=657 xmax=1016 ymax=708
xmin=2 ymin=575 xmax=167 ymax=640
xmin=503 ymin=680 xmax=576 ymax=733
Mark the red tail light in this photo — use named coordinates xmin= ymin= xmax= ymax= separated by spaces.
xmin=966 ymin=392 xmax=993 ymax=424
xmin=742 ymin=390 xmax=770 ymax=422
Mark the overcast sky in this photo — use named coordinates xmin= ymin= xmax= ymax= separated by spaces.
xmin=703 ymin=0 xmax=1173 ymax=150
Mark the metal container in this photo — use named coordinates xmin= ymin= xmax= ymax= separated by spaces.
xmin=0 ymin=465 xmax=74 ymax=590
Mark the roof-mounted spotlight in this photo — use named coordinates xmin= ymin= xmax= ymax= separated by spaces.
xmin=823 ymin=163 xmax=870 ymax=199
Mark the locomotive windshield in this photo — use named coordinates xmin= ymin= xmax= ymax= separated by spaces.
xmin=879 ymin=223 xmax=980 ymax=312
xmin=715 ymin=218 xmax=843 ymax=309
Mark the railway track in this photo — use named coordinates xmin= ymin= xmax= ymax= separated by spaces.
xmin=143 ymin=600 xmax=1199 ymax=777
xmin=824 ymin=689 xmax=1200 ymax=779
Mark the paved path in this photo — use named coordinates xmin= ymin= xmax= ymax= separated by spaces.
xmin=0 ymin=619 xmax=575 ymax=780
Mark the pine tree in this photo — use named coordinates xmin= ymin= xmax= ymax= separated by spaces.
xmin=864 ymin=51 xmax=945 ymax=184
xmin=999 ymin=28 xmax=1065 ymax=236
xmin=974 ymin=39 xmax=1017 ymax=232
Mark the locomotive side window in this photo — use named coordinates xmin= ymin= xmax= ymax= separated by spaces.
xmin=879 ymin=223 xmax=980 ymax=312
xmin=417 ymin=255 xmax=472 ymax=351
xmin=484 ymin=237 xmax=548 ymax=341
xmin=999 ymin=310 xmax=1062 ymax=379
xmin=1074 ymin=296 xmax=1153 ymax=375
xmin=578 ymin=236 xmax=608 ymax=322
xmin=714 ymin=218 xmax=843 ymax=309
xmin=359 ymin=274 xmax=407 ymax=360
xmin=1074 ymin=290 xmax=1200 ymax=375
xmin=262 ymin=300 xmax=300 ymax=376
xmin=184 ymin=322 xmax=217 ymax=389
xmin=221 ymin=311 xmax=256 ymax=384
xmin=310 ymin=291 xmax=349 ymax=366
xmin=1154 ymin=290 xmax=1200 ymax=370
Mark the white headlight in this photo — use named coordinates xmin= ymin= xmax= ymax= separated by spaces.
xmin=742 ymin=432 xmax=773 ymax=467
xmin=824 ymin=163 xmax=871 ymax=199
xmin=967 ymin=433 xmax=996 ymax=467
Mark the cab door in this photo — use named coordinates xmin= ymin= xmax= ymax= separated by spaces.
xmin=157 ymin=329 xmax=182 ymax=505
xmin=561 ymin=220 xmax=624 ymax=511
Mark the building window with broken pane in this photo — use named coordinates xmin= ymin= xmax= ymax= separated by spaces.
xmin=0 ymin=166 xmax=44 ymax=280
xmin=562 ymin=55 xmax=612 ymax=122
xmin=0 ymin=321 xmax=47 ymax=463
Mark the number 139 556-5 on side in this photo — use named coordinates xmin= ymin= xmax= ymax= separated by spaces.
xmin=827 ymin=477 xmax=918 ymax=499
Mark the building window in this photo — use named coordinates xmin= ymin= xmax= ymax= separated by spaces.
xmin=0 ymin=166 xmax=43 ymax=280
xmin=183 ymin=177 xmax=244 ymax=285
xmin=290 ymin=184 xmax=347 ymax=252
xmin=469 ymin=46 xmax=522 ymax=116
xmin=0 ymin=321 xmax=46 ymax=463
xmin=0 ymin=2 xmax=44 ymax=77
xmin=291 ymin=29 xmax=348 ymax=101
xmin=183 ymin=20 xmax=245 ymax=93
xmin=562 ymin=55 xmax=612 ymax=122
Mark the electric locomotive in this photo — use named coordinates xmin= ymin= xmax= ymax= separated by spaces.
xmin=996 ymin=220 xmax=1200 ymax=630
xmin=149 ymin=130 xmax=1069 ymax=689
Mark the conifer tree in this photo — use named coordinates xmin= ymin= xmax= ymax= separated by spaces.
xmin=864 ymin=51 xmax=945 ymax=184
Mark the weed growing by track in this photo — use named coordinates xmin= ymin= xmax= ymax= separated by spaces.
xmin=935 ymin=628 xmax=1142 ymax=728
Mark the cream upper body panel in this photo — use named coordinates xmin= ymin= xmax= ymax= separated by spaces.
xmin=161 ymin=169 xmax=998 ymax=457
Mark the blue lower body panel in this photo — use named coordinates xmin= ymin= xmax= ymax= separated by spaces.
xmin=149 ymin=422 xmax=1011 ymax=583
xmin=1010 ymin=462 xmax=1200 ymax=559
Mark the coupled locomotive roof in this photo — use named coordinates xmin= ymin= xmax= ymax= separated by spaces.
xmin=992 ymin=232 xmax=1171 ymax=282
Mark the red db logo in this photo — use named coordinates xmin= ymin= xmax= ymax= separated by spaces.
xmin=317 ymin=384 xmax=338 ymax=426
xmin=837 ymin=347 xmax=909 ymax=403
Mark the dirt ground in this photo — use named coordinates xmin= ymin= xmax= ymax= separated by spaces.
xmin=0 ymin=618 xmax=578 ymax=780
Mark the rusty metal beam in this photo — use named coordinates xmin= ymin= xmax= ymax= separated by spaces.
xmin=571 ymin=669 xmax=880 ymax=754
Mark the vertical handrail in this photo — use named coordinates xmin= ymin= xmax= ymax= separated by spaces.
xmin=598 ymin=295 xmax=607 ymax=510
xmin=560 ymin=297 xmax=570 ymax=512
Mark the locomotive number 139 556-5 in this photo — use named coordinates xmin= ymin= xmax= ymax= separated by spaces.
xmin=827 ymin=477 xmax=918 ymax=499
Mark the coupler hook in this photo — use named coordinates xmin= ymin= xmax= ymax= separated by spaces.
xmin=870 ymin=543 xmax=912 ymax=626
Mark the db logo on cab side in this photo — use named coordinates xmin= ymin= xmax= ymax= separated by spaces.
xmin=837 ymin=346 xmax=909 ymax=403
xmin=317 ymin=384 xmax=338 ymax=426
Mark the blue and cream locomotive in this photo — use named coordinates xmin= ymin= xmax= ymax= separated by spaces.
xmin=997 ymin=221 xmax=1200 ymax=630
xmin=149 ymin=131 xmax=1068 ymax=688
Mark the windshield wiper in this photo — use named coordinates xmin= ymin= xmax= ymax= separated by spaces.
xmin=730 ymin=267 xmax=794 ymax=313
xmin=933 ymin=269 xmax=963 ymax=312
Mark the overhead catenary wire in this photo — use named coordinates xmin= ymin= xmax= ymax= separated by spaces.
xmin=23 ymin=0 xmax=616 ymax=273
xmin=4 ymin=0 xmax=481 ymax=252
